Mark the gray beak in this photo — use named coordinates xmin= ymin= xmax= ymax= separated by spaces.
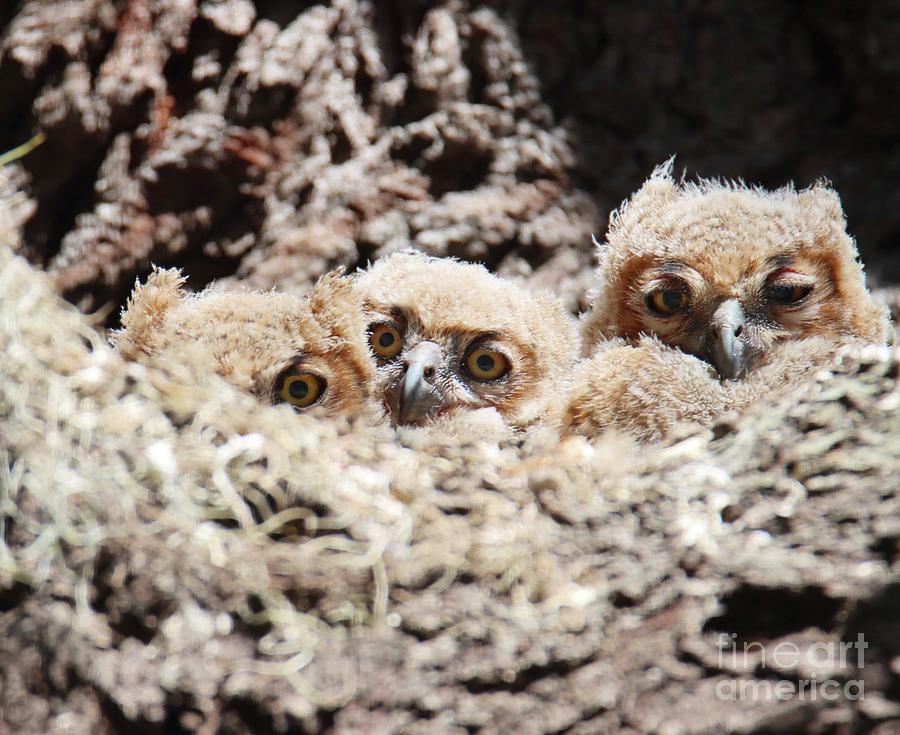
xmin=707 ymin=299 xmax=747 ymax=380
xmin=396 ymin=340 xmax=446 ymax=425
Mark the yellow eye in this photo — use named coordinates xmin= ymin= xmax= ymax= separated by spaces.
xmin=278 ymin=371 xmax=325 ymax=409
xmin=369 ymin=324 xmax=403 ymax=358
xmin=465 ymin=347 xmax=509 ymax=381
xmin=646 ymin=288 xmax=688 ymax=315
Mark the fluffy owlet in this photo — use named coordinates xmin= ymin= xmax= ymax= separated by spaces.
xmin=566 ymin=162 xmax=889 ymax=441
xmin=113 ymin=268 xmax=374 ymax=416
xmin=355 ymin=252 xmax=580 ymax=430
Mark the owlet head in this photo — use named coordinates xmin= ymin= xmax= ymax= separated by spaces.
xmin=583 ymin=161 xmax=888 ymax=379
xmin=114 ymin=268 xmax=375 ymax=416
xmin=356 ymin=251 xmax=580 ymax=430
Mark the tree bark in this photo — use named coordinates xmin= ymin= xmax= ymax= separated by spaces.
xmin=2 ymin=3 xmax=899 ymax=734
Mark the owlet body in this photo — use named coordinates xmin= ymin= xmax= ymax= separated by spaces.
xmin=113 ymin=268 xmax=374 ymax=416
xmin=567 ymin=161 xmax=889 ymax=442
xmin=356 ymin=252 xmax=580 ymax=430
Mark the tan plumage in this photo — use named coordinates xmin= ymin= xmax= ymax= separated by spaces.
xmin=113 ymin=268 xmax=374 ymax=416
xmin=567 ymin=161 xmax=889 ymax=442
xmin=564 ymin=335 xmax=838 ymax=442
xmin=356 ymin=251 xmax=580 ymax=431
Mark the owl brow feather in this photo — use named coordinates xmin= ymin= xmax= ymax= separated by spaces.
xmin=656 ymin=260 xmax=688 ymax=274
xmin=767 ymin=255 xmax=795 ymax=270
xmin=464 ymin=330 xmax=503 ymax=345
xmin=367 ymin=305 xmax=411 ymax=333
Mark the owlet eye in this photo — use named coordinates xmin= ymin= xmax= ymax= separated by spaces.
xmin=465 ymin=347 xmax=510 ymax=381
xmin=646 ymin=288 xmax=688 ymax=316
xmin=277 ymin=370 xmax=325 ymax=409
xmin=768 ymin=283 xmax=813 ymax=305
xmin=369 ymin=324 xmax=403 ymax=358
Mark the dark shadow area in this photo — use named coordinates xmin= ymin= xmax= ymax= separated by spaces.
xmin=704 ymin=584 xmax=844 ymax=640
xmin=503 ymin=0 xmax=900 ymax=282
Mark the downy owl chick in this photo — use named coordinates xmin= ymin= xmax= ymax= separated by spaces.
xmin=114 ymin=268 xmax=374 ymax=416
xmin=568 ymin=161 xmax=888 ymax=441
xmin=356 ymin=252 xmax=580 ymax=431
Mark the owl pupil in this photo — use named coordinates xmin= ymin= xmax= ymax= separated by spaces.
xmin=379 ymin=332 xmax=395 ymax=348
xmin=663 ymin=291 xmax=683 ymax=309
xmin=477 ymin=354 xmax=495 ymax=372
xmin=289 ymin=380 xmax=309 ymax=400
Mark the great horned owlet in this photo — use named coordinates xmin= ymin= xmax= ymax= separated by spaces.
xmin=566 ymin=161 xmax=889 ymax=442
xmin=355 ymin=251 xmax=580 ymax=431
xmin=113 ymin=268 xmax=374 ymax=416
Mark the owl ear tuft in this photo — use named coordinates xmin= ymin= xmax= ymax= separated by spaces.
xmin=112 ymin=266 xmax=187 ymax=359
xmin=796 ymin=182 xmax=846 ymax=230
xmin=307 ymin=269 xmax=366 ymax=342
xmin=649 ymin=156 xmax=677 ymax=182
xmin=633 ymin=159 xmax=680 ymax=208
xmin=610 ymin=159 xmax=680 ymax=233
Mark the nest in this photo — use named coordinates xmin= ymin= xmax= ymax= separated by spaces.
xmin=3 ymin=176 xmax=900 ymax=732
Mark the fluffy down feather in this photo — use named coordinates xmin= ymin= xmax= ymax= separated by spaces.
xmin=569 ymin=161 xmax=889 ymax=441
xmin=113 ymin=268 xmax=375 ymax=417
xmin=356 ymin=251 xmax=580 ymax=431
xmin=583 ymin=160 xmax=887 ymax=351
xmin=564 ymin=336 xmax=842 ymax=442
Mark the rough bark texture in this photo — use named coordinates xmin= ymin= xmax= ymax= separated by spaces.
xmin=2 ymin=1 xmax=900 ymax=317
xmin=2 ymin=2 xmax=900 ymax=734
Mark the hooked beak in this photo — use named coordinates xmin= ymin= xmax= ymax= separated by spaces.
xmin=707 ymin=299 xmax=747 ymax=380
xmin=395 ymin=340 xmax=446 ymax=425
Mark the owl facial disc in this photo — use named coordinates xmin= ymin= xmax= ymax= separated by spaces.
xmin=706 ymin=298 xmax=747 ymax=380
xmin=395 ymin=340 xmax=446 ymax=424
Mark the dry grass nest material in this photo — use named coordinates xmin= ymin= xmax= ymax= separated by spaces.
xmin=3 ymin=185 xmax=900 ymax=723
xmin=0 ymin=234 xmax=633 ymax=707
